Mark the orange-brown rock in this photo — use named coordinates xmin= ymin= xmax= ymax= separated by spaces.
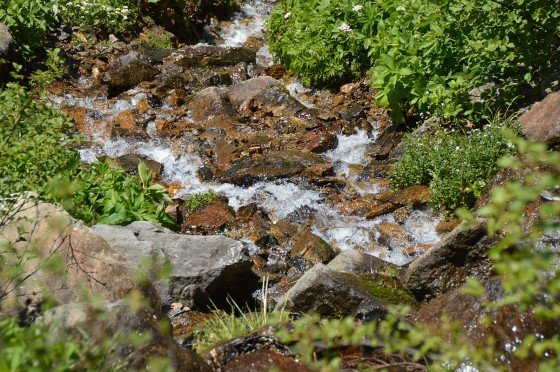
xmin=303 ymin=130 xmax=338 ymax=153
xmin=166 ymin=88 xmax=188 ymax=107
xmin=291 ymin=228 xmax=337 ymax=265
xmin=519 ymin=90 xmax=560 ymax=145
xmin=435 ymin=218 xmax=462 ymax=235
xmin=114 ymin=109 xmax=147 ymax=137
xmin=365 ymin=202 xmax=397 ymax=219
xmin=301 ymin=164 xmax=335 ymax=178
xmin=389 ymin=185 xmax=431 ymax=206
xmin=224 ymin=350 xmax=308 ymax=372
xmin=340 ymin=198 xmax=391 ymax=217
xmin=182 ymin=200 xmax=235 ymax=234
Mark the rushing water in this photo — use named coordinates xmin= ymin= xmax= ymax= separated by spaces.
xmin=53 ymin=0 xmax=442 ymax=266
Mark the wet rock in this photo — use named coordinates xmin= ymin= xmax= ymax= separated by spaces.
xmin=416 ymin=278 xmax=558 ymax=370
xmin=252 ymin=86 xmax=306 ymax=117
xmin=113 ymin=154 xmax=163 ymax=177
xmin=227 ymin=76 xmax=280 ymax=107
xmin=166 ymin=88 xmax=188 ymax=107
xmin=182 ymin=200 xmax=235 ymax=234
xmin=165 ymin=45 xmax=256 ymax=68
xmin=228 ymin=62 xmax=249 ymax=83
xmin=404 ymin=219 xmax=496 ymax=301
xmin=243 ymin=35 xmax=265 ymax=51
xmin=103 ymin=52 xmax=160 ymax=91
xmin=92 ymin=221 xmax=259 ymax=310
xmin=205 ymin=72 xmax=233 ymax=86
xmin=302 ymin=131 xmax=338 ymax=153
xmin=0 ymin=201 xmax=144 ymax=321
xmin=113 ymin=109 xmax=148 ymax=137
xmin=435 ymin=218 xmax=461 ymax=235
xmin=142 ymin=47 xmax=173 ymax=64
xmin=364 ymin=202 xmax=398 ymax=219
xmin=203 ymin=328 xmax=294 ymax=370
xmin=40 ymin=301 xmax=210 ymax=371
xmin=274 ymin=264 xmax=395 ymax=319
xmin=214 ymin=139 xmax=242 ymax=171
xmin=519 ymin=91 xmax=560 ymax=145
xmin=392 ymin=206 xmax=413 ymax=224
xmin=291 ymin=228 xmax=337 ymax=265
xmin=300 ymin=164 xmax=335 ymax=178
xmin=264 ymin=64 xmax=287 ymax=80
xmin=224 ymin=350 xmax=307 ymax=372
xmin=388 ymin=185 xmax=431 ymax=206
xmin=340 ymin=198 xmax=394 ymax=217
xmin=371 ymin=130 xmax=405 ymax=160
xmin=327 ymin=249 xmax=396 ymax=275
xmin=219 ymin=150 xmax=323 ymax=186
xmin=189 ymin=86 xmax=239 ymax=129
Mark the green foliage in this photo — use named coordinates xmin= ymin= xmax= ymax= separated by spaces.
xmin=267 ymin=0 xmax=560 ymax=122
xmin=0 ymin=83 xmax=80 ymax=198
xmin=143 ymin=28 xmax=175 ymax=49
xmin=0 ymin=0 xmax=58 ymax=61
xmin=389 ymin=118 xmax=518 ymax=211
xmin=0 ymin=317 xmax=108 ymax=371
xmin=278 ymin=138 xmax=560 ymax=370
xmin=30 ymin=48 xmax=65 ymax=93
xmin=0 ymin=83 xmax=175 ymax=229
xmin=57 ymin=0 xmax=143 ymax=35
xmin=184 ymin=190 xmax=221 ymax=211
xmin=64 ymin=161 xmax=175 ymax=228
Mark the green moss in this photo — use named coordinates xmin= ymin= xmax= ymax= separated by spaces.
xmin=343 ymin=272 xmax=417 ymax=308
xmin=185 ymin=190 xmax=221 ymax=211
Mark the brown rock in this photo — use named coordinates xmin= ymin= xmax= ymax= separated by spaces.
xmin=519 ymin=90 xmax=560 ymax=144
xmin=165 ymin=45 xmax=256 ymax=68
xmin=365 ymin=202 xmax=398 ymax=219
xmin=300 ymin=164 xmax=335 ymax=178
xmin=371 ymin=130 xmax=404 ymax=160
xmin=389 ymin=185 xmax=431 ymax=206
xmin=114 ymin=109 xmax=147 ymax=137
xmin=291 ymin=228 xmax=337 ymax=265
xmin=224 ymin=350 xmax=307 ymax=372
xmin=404 ymin=219 xmax=497 ymax=301
xmin=166 ymin=88 xmax=188 ymax=107
xmin=182 ymin=201 xmax=235 ymax=234
xmin=243 ymin=35 xmax=265 ymax=50
xmin=264 ymin=64 xmax=287 ymax=79
xmin=340 ymin=198 xmax=391 ymax=217
xmin=435 ymin=218 xmax=462 ymax=235
xmin=189 ymin=87 xmax=239 ymax=129
xmin=416 ymin=278 xmax=558 ymax=371
xmin=303 ymin=131 xmax=338 ymax=153
xmin=227 ymin=76 xmax=280 ymax=107
xmin=103 ymin=52 xmax=159 ymax=90
xmin=214 ymin=139 xmax=241 ymax=171
xmin=62 ymin=106 xmax=88 ymax=132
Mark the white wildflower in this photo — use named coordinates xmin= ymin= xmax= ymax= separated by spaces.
xmin=338 ymin=22 xmax=352 ymax=32
xmin=284 ymin=12 xmax=291 ymax=19
xmin=396 ymin=6 xmax=406 ymax=12
xmin=352 ymin=5 xmax=363 ymax=12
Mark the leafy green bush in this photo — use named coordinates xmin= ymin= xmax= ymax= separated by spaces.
xmin=0 ymin=0 xmax=58 ymax=61
xmin=57 ymin=0 xmax=143 ymax=35
xmin=64 ymin=161 xmax=175 ymax=228
xmin=0 ymin=83 xmax=174 ymax=228
xmin=389 ymin=118 xmax=518 ymax=211
xmin=267 ymin=0 xmax=560 ymax=122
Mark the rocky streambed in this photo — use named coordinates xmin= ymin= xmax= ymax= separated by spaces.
xmin=3 ymin=0 xmax=558 ymax=370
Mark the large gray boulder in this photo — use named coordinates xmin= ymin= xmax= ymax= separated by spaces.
xmin=403 ymin=219 xmax=496 ymax=301
xmin=92 ymin=221 xmax=258 ymax=309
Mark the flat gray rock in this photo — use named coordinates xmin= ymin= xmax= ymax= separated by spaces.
xmin=92 ymin=221 xmax=258 ymax=309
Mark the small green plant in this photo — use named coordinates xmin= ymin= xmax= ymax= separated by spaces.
xmin=389 ymin=117 xmax=519 ymax=211
xmin=184 ymin=190 xmax=221 ymax=211
xmin=64 ymin=161 xmax=175 ymax=228
xmin=143 ymin=27 xmax=175 ymax=49
xmin=30 ymin=48 xmax=65 ymax=93
xmin=0 ymin=0 xmax=58 ymax=61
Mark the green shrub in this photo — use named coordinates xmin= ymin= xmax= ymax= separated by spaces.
xmin=57 ymin=0 xmax=143 ymax=35
xmin=64 ymin=161 xmax=175 ymax=228
xmin=0 ymin=0 xmax=58 ymax=61
xmin=267 ymin=0 xmax=560 ymax=123
xmin=389 ymin=118 xmax=518 ymax=211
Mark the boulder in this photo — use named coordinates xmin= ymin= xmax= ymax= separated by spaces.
xmin=302 ymin=131 xmax=338 ymax=153
xmin=188 ymin=86 xmax=239 ymax=129
xmin=182 ymin=200 xmax=235 ymax=234
xmin=327 ymin=249 xmax=397 ymax=275
xmin=92 ymin=221 xmax=259 ymax=309
xmin=103 ymin=52 xmax=160 ymax=90
xmin=0 ymin=22 xmax=12 ymax=60
xmin=0 ymin=200 xmax=146 ymax=322
xmin=227 ymin=76 xmax=281 ymax=107
xmin=219 ymin=150 xmax=323 ymax=186
xmin=274 ymin=263 xmax=414 ymax=319
xmin=165 ymin=45 xmax=256 ymax=68
xmin=41 ymin=301 xmax=210 ymax=371
xmin=416 ymin=278 xmax=558 ymax=371
xmin=252 ymin=86 xmax=306 ymax=117
xmin=290 ymin=228 xmax=337 ymax=265
xmin=519 ymin=91 xmax=560 ymax=145
xmin=224 ymin=350 xmax=307 ymax=372
xmin=403 ymin=219 xmax=496 ymax=301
